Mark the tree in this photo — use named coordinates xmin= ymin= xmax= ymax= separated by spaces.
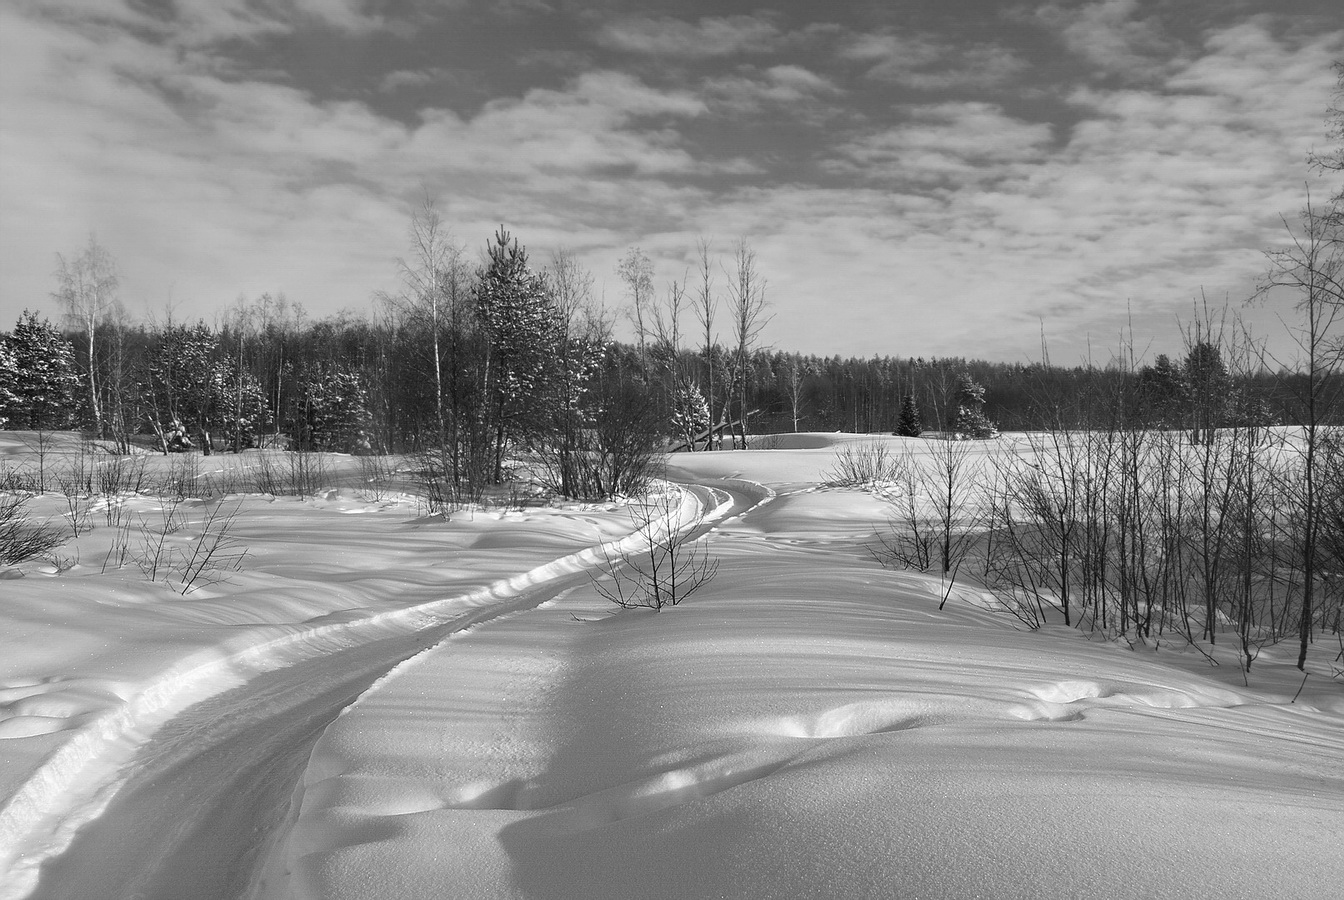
xmin=1255 ymin=190 xmax=1343 ymax=671
xmin=783 ymin=355 xmax=809 ymax=433
xmin=2 ymin=311 xmax=80 ymax=430
xmin=54 ymin=236 xmax=120 ymax=437
xmin=474 ymin=227 xmax=565 ymax=482
xmin=1308 ymin=61 xmax=1343 ymax=222
xmin=148 ymin=322 xmax=219 ymax=452
xmin=617 ymin=247 xmax=655 ymax=369
xmin=895 ymin=394 xmax=923 ymax=437
xmin=0 ymin=340 xmax=19 ymax=428
xmin=1184 ymin=339 xmax=1228 ymax=445
xmin=693 ymin=238 xmax=720 ymax=448
xmin=295 ymin=365 xmax=372 ymax=452
xmin=1136 ymin=353 xmax=1186 ymax=428
xmin=380 ymin=200 xmax=470 ymax=474
xmin=727 ymin=239 xmax=771 ymax=448
xmin=952 ymin=372 xmax=996 ymax=439
xmin=209 ymin=358 xmax=271 ymax=450
xmin=540 ymin=248 xmax=608 ymax=498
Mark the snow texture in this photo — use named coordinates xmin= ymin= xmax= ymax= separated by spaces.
xmin=1 ymin=431 xmax=1341 ymax=900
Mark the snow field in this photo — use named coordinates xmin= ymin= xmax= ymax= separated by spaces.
xmin=0 ymin=460 xmax=708 ymax=899
xmin=268 ymin=447 xmax=1344 ymax=900
xmin=1 ymin=432 xmax=1341 ymax=899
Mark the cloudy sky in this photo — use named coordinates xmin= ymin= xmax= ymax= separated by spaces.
xmin=2 ymin=0 xmax=1341 ymax=364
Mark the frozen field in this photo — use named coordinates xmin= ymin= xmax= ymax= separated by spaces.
xmin=0 ymin=432 xmax=1341 ymax=899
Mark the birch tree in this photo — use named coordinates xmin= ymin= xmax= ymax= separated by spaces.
xmin=54 ymin=236 xmax=120 ymax=437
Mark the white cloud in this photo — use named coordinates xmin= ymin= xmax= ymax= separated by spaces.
xmin=1031 ymin=0 xmax=1184 ymax=81
xmin=702 ymin=64 xmax=842 ymax=117
xmin=824 ymin=103 xmax=1054 ymax=185
xmin=595 ymin=14 xmax=782 ymax=58
xmin=839 ymin=30 xmax=1029 ymax=90
xmin=1 ymin=3 xmax=1340 ymax=365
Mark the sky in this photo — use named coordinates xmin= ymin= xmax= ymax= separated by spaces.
xmin=1 ymin=0 xmax=1341 ymax=365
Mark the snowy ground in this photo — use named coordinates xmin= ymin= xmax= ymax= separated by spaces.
xmin=1 ymin=432 xmax=1341 ymax=899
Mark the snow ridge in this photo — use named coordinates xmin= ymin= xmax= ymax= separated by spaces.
xmin=0 ymin=483 xmax=732 ymax=900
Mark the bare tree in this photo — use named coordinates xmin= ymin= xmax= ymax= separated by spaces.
xmin=377 ymin=198 xmax=470 ymax=487
xmin=784 ymin=355 xmax=808 ymax=432
xmin=692 ymin=237 xmax=720 ymax=449
xmin=726 ymin=238 xmax=771 ymax=449
xmin=54 ymin=236 xmax=121 ymax=438
xmin=1255 ymin=191 xmax=1344 ymax=670
xmin=617 ymin=246 xmax=655 ymax=370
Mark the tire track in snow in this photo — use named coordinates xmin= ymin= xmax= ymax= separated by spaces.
xmin=1 ymin=481 xmax=742 ymax=900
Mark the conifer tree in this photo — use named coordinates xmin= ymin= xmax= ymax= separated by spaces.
xmin=952 ymin=372 xmax=997 ymax=439
xmin=895 ymin=394 xmax=923 ymax=437
xmin=296 ymin=365 xmax=372 ymax=452
xmin=0 ymin=340 xmax=18 ymax=428
xmin=1184 ymin=340 xmax=1227 ymax=445
xmin=3 ymin=311 xmax=80 ymax=430
xmin=474 ymin=227 xmax=565 ymax=481
xmin=149 ymin=322 xmax=219 ymax=451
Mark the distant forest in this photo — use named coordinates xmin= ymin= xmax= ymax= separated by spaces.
xmin=1 ymin=288 xmax=1334 ymax=447
xmin=1 ymin=201 xmax=1339 ymax=506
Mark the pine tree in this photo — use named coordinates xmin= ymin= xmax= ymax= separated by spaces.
xmin=3 ymin=311 xmax=80 ymax=430
xmin=0 ymin=340 xmax=19 ymax=428
xmin=1136 ymin=353 xmax=1187 ymax=428
xmin=1184 ymin=340 xmax=1227 ymax=445
xmin=149 ymin=322 xmax=219 ymax=451
xmin=952 ymin=372 xmax=997 ymax=439
xmin=209 ymin=358 xmax=271 ymax=450
xmin=672 ymin=380 xmax=711 ymax=447
xmin=895 ymin=394 xmax=923 ymax=437
xmin=474 ymin=227 xmax=565 ymax=481
xmin=296 ymin=365 xmax=372 ymax=452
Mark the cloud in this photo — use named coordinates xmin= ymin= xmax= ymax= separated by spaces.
xmin=595 ymin=14 xmax=782 ymax=58
xmin=2 ymin=1 xmax=1341 ymax=366
xmin=838 ymin=29 xmax=1029 ymax=90
xmin=823 ymin=103 xmax=1054 ymax=186
xmin=701 ymin=64 xmax=842 ymax=118
xmin=1030 ymin=0 xmax=1184 ymax=82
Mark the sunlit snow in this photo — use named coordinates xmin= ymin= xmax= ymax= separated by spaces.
xmin=0 ymin=432 xmax=1340 ymax=900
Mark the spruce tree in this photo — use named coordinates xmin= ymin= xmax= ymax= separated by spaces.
xmin=3 ymin=311 xmax=80 ymax=430
xmin=952 ymin=372 xmax=997 ymax=439
xmin=895 ymin=394 xmax=922 ymax=437
xmin=0 ymin=340 xmax=18 ymax=428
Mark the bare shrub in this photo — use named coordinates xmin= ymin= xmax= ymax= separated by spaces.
xmin=19 ymin=432 xmax=57 ymax=494
xmin=175 ymin=500 xmax=249 ymax=594
xmin=592 ymin=489 xmax=718 ymax=611
xmin=286 ymin=449 xmax=329 ymax=498
xmin=96 ymin=452 xmax=148 ymax=507
xmin=136 ymin=498 xmax=186 ymax=581
xmin=356 ymin=452 xmax=396 ymax=501
xmin=56 ymin=451 xmax=95 ymax=538
xmin=0 ymin=493 xmax=68 ymax=564
xmin=160 ymin=453 xmax=202 ymax=500
xmin=824 ymin=441 xmax=905 ymax=487
xmin=869 ymin=438 xmax=986 ymax=610
xmin=248 ymin=450 xmax=285 ymax=496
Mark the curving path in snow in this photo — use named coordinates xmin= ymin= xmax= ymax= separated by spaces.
xmin=4 ymin=435 xmax=1343 ymax=900
xmin=5 ymin=480 xmax=750 ymax=900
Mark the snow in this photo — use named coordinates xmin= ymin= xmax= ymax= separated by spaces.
xmin=1 ymin=432 xmax=1342 ymax=899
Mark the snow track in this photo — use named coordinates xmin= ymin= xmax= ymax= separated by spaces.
xmin=1 ymin=482 xmax=741 ymax=900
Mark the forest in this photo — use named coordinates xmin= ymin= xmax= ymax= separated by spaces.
xmin=2 ymin=209 xmax=1338 ymax=497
